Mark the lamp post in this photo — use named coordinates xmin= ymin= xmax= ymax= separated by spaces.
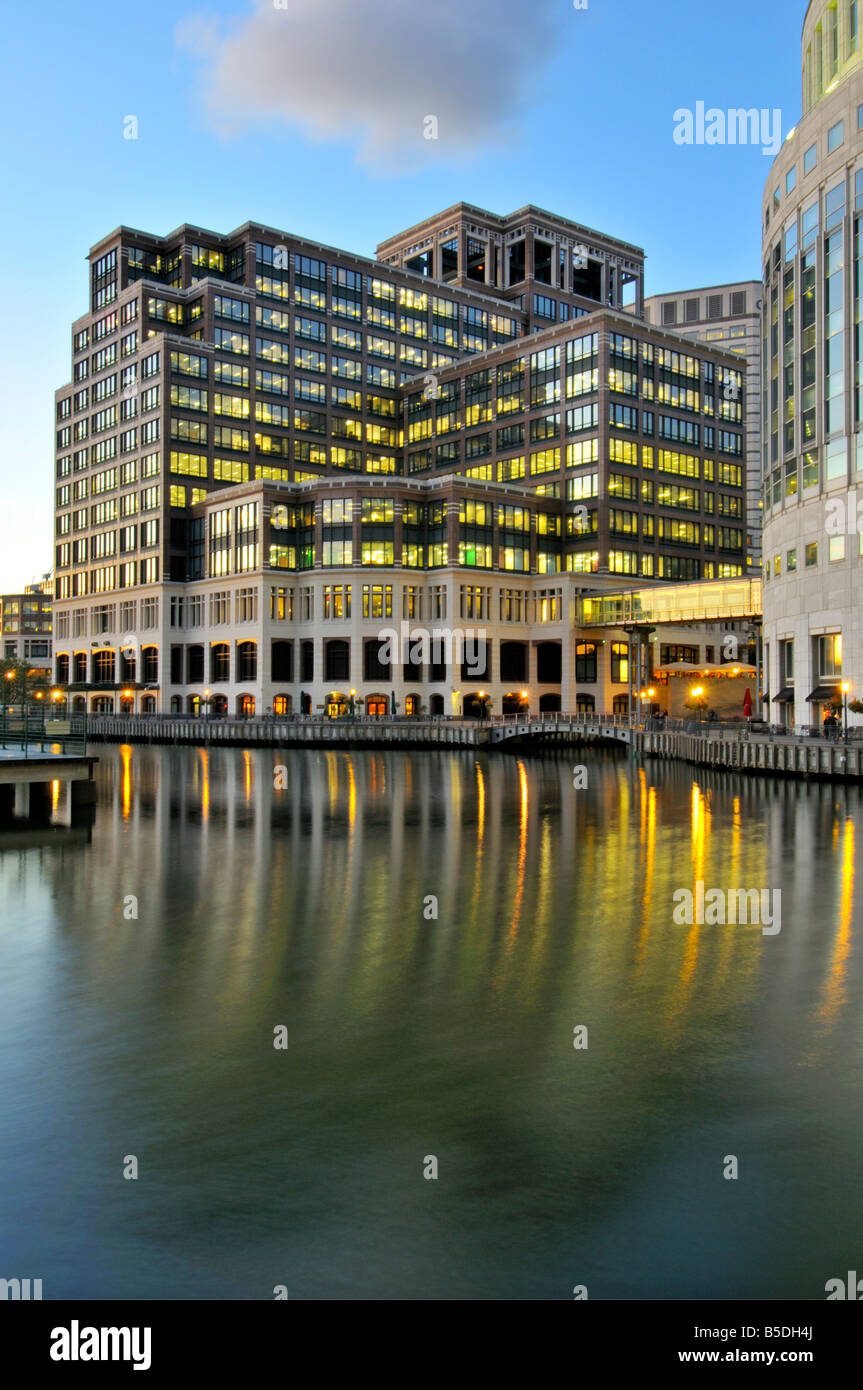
xmin=745 ymin=620 xmax=763 ymax=719
xmin=3 ymin=669 xmax=14 ymax=739
xmin=842 ymin=681 xmax=851 ymax=744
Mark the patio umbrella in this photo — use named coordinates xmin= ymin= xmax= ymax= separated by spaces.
xmin=743 ymin=688 xmax=753 ymax=719
xmin=653 ymin=661 xmax=702 ymax=674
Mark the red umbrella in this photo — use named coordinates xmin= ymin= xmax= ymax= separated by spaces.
xmin=743 ymin=688 xmax=753 ymax=718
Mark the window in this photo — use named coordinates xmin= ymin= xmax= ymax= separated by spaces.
xmin=805 ymin=542 xmax=818 ymax=567
xmin=610 ymin=642 xmax=629 ymax=684
xmin=827 ymin=120 xmax=845 ymax=153
xmin=362 ymin=584 xmax=392 ymax=619
xmin=804 ymin=143 xmax=817 ymax=174
xmin=814 ymin=633 xmax=843 ymax=678
xmin=575 ymin=643 xmax=597 ymax=683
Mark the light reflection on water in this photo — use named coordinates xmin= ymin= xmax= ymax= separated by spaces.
xmin=0 ymin=743 xmax=861 ymax=1300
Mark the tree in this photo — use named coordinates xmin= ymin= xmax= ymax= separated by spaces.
xmin=0 ymin=658 xmax=50 ymax=704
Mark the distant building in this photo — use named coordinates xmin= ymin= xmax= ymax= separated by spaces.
xmin=643 ymin=282 xmax=763 ymax=570
xmin=1 ymin=580 xmax=53 ymax=672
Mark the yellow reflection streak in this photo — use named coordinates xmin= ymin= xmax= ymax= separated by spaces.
xmin=51 ymin=779 xmax=60 ymax=814
xmin=243 ymin=749 xmax=252 ymax=804
xmin=198 ymin=747 xmax=209 ymax=823
xmin=120 ymin=743 xmax=132 ymax=822
xmin=666 ymin=782 xmax=709 ymax=1030
xmin=817 ymin=819 xmax=855 ymax=1032
xmin=347 ymin=755 xmax=356 ymax=832
xmin=507 ymin=760 xmax=529 ymax=945
xmin=634 ymin=780 xmax=657 ymax=973
xmin=325 ymin=751 xmax=338 ymax=816
xmin=471 ymin=762 xmax=486 ymax=916
xmin=715 ymin=793 xmax=744 ymax=989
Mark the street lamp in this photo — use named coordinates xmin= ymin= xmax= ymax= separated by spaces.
xmin=842 ymin=681 xmax=851 ymax=744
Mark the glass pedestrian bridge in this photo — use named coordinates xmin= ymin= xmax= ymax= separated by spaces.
xmin=578 ymin=578 xmax=762 ymax=627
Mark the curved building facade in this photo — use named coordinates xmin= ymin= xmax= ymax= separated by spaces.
xmin=761 ymin=0 xmax=863 ymax=729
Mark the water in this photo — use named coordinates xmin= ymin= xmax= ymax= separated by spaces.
xmin=0 ymin=743 xmax=861 ymax=1301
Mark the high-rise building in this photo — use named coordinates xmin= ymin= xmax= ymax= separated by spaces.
xmin=643 ymin=282 xmax=763 ymax=570
xmin=51 ymin=206 xmax=746 ymax=716
xmin=760 ymin=0 xmax=863 ymax=730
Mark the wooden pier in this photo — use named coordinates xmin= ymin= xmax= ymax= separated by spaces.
xmin=0 ymin=749 xmax=98 ymax=825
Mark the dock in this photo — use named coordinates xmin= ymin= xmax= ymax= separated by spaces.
xmin=84 ymin=712 xmax=863 ymax=781
xmin=0 ymin=748 xmax=98 ymax=825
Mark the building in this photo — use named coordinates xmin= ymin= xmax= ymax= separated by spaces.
xmin=1 ymin=580 xmax=53 ymax=672
xmin=760 ymin=0 xmax=863 ymax=731
xmin=376 ymin=201 xmax=645 ymax=324
xmin=643 ymin=282 xmax=763 ymax=570
xmin=51 ymin=205 xmax=746 ymax=716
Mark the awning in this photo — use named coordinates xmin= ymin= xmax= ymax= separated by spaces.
xmin=806 ymin=684 xmax=842 ymax=702
xmin=772 ymin=687 xmax=795 ymax=703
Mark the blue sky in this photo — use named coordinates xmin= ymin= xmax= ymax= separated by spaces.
xmin=0 ymin=0 xmax=801 ymax=592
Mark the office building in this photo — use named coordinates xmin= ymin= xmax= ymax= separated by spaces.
xmin=760 ymin=0 xmax=863 ymax=730
xmin=1 ymin=580 xmax=53 ymax=671
xmin=643 ymin=281 xmax=763 ymax=570
xmin=51 ymin=205 xmax=745 ymax=715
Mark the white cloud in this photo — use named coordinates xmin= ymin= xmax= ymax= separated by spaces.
xmin=177 ymin=0 xmax=564 ymax=168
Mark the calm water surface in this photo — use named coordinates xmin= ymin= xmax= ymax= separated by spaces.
xmin=0 ymin=743 xmax=861 ymax=1300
